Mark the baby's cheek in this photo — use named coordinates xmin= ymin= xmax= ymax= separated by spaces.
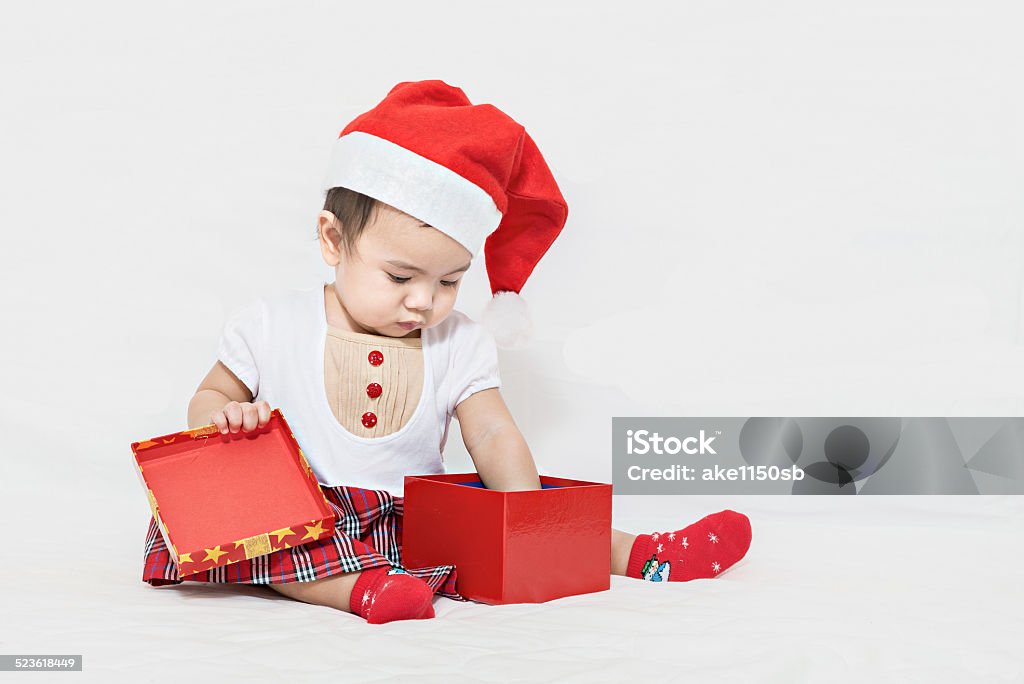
xmin=371 ymin=288 xmax=396 ymax=310
xmin=439 ymin=291 xmax=460 ymax=314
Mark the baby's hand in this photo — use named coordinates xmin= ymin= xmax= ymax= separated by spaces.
xmin=211 ymin=400 xmax=272 ymax=435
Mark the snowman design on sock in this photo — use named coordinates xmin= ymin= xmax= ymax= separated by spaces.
xmin=641 ymin=555 xmax=671 ymax=581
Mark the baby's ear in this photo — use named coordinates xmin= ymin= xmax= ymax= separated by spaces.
xmin=317 ymin=211 xmax=342 ymax=245
xmin=318 ymin=210 xmax=339 ymax=231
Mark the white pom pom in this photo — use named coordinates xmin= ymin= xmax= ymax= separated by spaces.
xmin=481 ymin=291 xmax=532 ymax=350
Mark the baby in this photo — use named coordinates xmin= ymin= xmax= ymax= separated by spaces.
xmin=141 ymin=80 xmax=752 ymax=624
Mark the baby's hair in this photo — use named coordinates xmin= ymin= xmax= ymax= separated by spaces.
xmin=318 ymin=186 xmax=435 ymax=255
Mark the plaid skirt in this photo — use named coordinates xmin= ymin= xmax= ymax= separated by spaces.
xmin=142 ymin=484 xmax=465 ymax=601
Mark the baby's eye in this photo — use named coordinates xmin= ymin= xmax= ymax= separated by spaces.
xmin=387 ymin=273 xmax=411 ymax=284
xmin=440 ymin=280 xmax=460 ymax=288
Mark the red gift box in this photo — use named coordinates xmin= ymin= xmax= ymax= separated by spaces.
xmin=131 ymin=408 xmax=336 ymax=578
xmin=402 ymin=473 xmax=612 ymax=604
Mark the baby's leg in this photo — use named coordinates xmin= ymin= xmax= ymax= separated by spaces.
xmin=267 ymin=570 xmax=361 ymax=613
xmin=611 ymin=528 xmax=638 ymax=575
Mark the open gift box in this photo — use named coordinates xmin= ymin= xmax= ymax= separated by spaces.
xmin=403 ymin=473 xmax=613 ymax=604
xmin=131 ymin=408 xmax=336 ymax=578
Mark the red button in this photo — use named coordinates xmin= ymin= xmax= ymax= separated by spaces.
xmin=361 ymin=412 xmax=377 ymax=428
xmin=366 ymin=383 xmax=382 ymax=399
xmin=368 ymin=350 xmax=384 ymax=366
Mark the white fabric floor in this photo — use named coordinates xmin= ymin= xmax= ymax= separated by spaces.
xmin=4 ymin=468 xmax=1022 ymax=683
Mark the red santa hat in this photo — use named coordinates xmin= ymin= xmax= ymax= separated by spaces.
xmin=321 ymin=79 xmax=568 ymax=349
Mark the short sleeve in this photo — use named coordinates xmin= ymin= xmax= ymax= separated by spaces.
xmin=216 ymin=298 xmax=265 ymax=398
xmin=449 ymin=317 xmax=502 ymax=413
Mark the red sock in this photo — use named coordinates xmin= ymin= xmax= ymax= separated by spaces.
xmin=349 ymin=566 xmax=436 ymax=624
xmin=626 ymin=510 xmax=752 ymax=582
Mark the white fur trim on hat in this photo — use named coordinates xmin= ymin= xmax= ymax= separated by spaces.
xmin=482 ymin=291 xmax=532 ymax=350
xmin=322 ymin=131 xmax=502 ymax=257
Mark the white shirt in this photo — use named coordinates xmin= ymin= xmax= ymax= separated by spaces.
xmin=215 ymin=281 xmax=501 ymax=496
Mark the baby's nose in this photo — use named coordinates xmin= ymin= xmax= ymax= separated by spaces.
xmin=404 ymin=292 xmax=433 ymax=311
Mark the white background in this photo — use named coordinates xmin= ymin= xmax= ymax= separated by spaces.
xmin=3 ymin=1 xmax=1023 ymax=484
xmin=1 ymin=1 xmax=1021 ymax=681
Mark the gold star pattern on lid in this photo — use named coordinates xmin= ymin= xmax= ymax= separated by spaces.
xmin=202 ymin=545 xmax=228 ymax=563
xmin=296 ymin=448 xmax=314 ymax=478
xmin=302 ymin=520 xmax=327 ymax=541
xmin=178 ymin=552 xmax=193 ymax=564
xmin=269 ymin=527 xmax=295 ymax=543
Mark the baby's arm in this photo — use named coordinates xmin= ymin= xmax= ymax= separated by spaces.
xmin=455 ymin=388 xmax=541 ymax=491
xmin=188 ymin=360 xmax=271 ymax=433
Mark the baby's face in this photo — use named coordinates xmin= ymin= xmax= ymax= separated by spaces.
xmin=320 ymin=204 xmax=473 ymax=337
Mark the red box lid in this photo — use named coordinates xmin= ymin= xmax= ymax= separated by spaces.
xmin=131 ymin=408 xmax=336 ymax=577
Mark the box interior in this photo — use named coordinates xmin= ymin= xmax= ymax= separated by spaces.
xmin=455 ymin=481 xmax=563 ymax=489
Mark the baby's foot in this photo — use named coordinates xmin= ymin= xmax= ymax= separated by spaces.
xmin=626 ymin=510 xmax=752 ymax=582
xmin=350 ymin=565 xmax=436 ymax=624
